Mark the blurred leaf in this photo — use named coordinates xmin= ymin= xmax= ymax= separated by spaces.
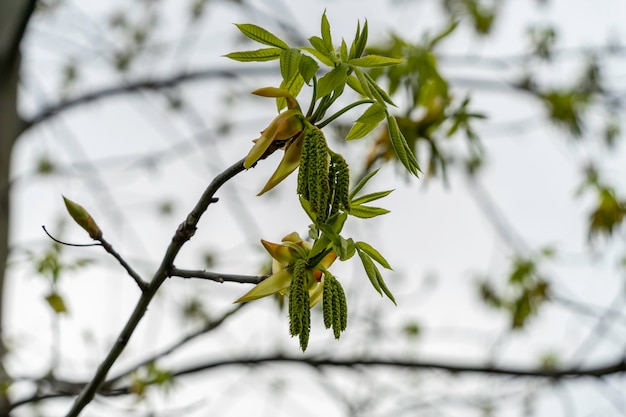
xmin=45 ymin=292 xmax=68 ymax=314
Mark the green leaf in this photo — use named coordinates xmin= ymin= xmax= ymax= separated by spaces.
xmin=354 ymin=20 xmax=368 ymax=58
xmin=234 ymin=23 xmax=289 ymax=49
xmin=308 ymin=36 xmax=335 ymax=62
xmin=387 ymin=115 xmax=420 ymax=176
xmin=301 ymin=47 xmax=335 ymax=67
xmin=377 ymin=270 xmax=397 ymax=305
xmin=299 ymin=55 xmax=319 ymax=84
xmin=355 ymin=241 xmax=392 ymax=269
xmin=340 ymin=39 xmax=349 ymax=62
xmin=277 ymin=49 xmax=304 ymax=111
xmin=321 ymin=11 xmax=333 ymax=51
xmin=298 ymin=195 xmax=317 ymax=222
xmin=356 ymin=102 xmax=386 ymax=124
xmin=351 ymin=190 xmax=393 ymax=205
xmin=354 ymin=68 xmax=374 ymax=99
xmin=46 ymin=292 xmax=68 ymax=314
xmin=357 ymin=250 xmax=382 ymax=295
xmin=364 ymin=71 xmax=396 ymax=106
xmin=349 ymin=55 xmax=403 ymax=68
xmin=345 ymin=122 xmax=379 ymax=141
xmin=280 ymin=48 xmax=301 ymax=81
xmin=317 ymin=64 xmax=349 ymax=98
xmin=234 ymin=268 xmax=292 ymax=302
xmin=225 ymin=48 xmax=282 ymax=62
xmin=349 ymin=168 xmax=380 ymax=200
xmin=346 ymin=74 xmax=366 ymax=95
xmin=349 ymin=205 xmax=390 ymax=218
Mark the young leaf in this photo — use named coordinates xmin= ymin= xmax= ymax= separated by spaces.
xmin=387 ymin=115 xmax=420 ymax=176
xmin=317 ymin=63 xmax=349 ymax=98
xmin=357 ymin=250 xmax=382 ymax=295
xmin=340 ymin=39 xmax=349 ymax=62
xmin=225 ymin=48 xmax=282 ymax=62
xmin=349 ymin=205 xmax=390 ymax=218
xmin=346 ymin=74 xmax=366 ymax=96
xmin=280 ymin=48 xmax=301 ymax=81
xmin=356 ymin=102 xmax=386 ymax=124
xmin=234 ymin=23 xmax=289 ymax=49
xmin=364 ymin=71 xmax=396 ymax=106
xmin=354 ymin=20 xmax=368 ymax=58
xmin=355 ymin=241 xmax=392 ymax=269
xmin=299 ymin=55 xmax=319 ymax=84
xmin=301 ymin=47 xmax=335 ymax=67
xmin=308 ymin=36 xmax=336 ymax=63
xmin=377 ymin=270 xmax=397 ymax=305
xmin=349 ymin=168 xmax=380 ymax=200
xmin=350 ymin=190 xmax=393 ymax=205
xmin=321 ymin=11 xmax=333 ymax=51
xmin=345 ymin=122 xmax=378 ymax=141
xmin=349 ymin=55 xmax=402 ymax=68
xmin=234 ymin=268 xmax=292 ymax=303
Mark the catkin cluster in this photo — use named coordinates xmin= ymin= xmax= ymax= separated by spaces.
xmin=322 ymin=274 xmax=348 ymax=339
xmin=328 ymin=152 xmax=350 ymax=218
xmin=298 ymin=127 xmax=331 ymax=222
xmin=289 ymin=259 xmax=311 ymax=351
xmin=298 ymin=128 xmax=350 ymax=223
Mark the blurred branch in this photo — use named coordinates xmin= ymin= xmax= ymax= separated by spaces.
xmin=13 ymin=352 xmax=626 ymax=410
xmin=106 ymin=304 xmax=247 ymax=386
xmin=22 ymin=66 xmax=276 ymax=132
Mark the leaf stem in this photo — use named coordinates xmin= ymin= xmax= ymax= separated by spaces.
xmin=317 ymin=99 xmax=373 ymax=129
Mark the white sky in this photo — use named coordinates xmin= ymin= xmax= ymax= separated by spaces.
xmin=7 ymin=0 xmax=626 ymax=416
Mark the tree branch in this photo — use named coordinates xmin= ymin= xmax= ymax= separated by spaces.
xmin=169 ymin=267 xmax=267 ymax=284
xmin=13 ymin=353 xmax=626 ymax=410
xmin=169 ymin=354 xmax=626 ymax=379
xmin=22 ymin=66 xmax=276 ymax=132
xmin=64 ymin=157 xmax=248 ymax=417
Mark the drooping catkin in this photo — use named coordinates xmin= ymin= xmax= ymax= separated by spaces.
xmin=331 ymin=278 xmax=342 ymax=339
xmin=289 ymin=259 xmax=307 ymax=336
xmin=335 ymin=279 xmax=348 ymax=331
xmin=330 ymin=152 xmax=350 ymax=213
xmin=298 ymin=127 xmax=331 ymax=222
xmin=323 ymin=273 xmax=334 ymax=329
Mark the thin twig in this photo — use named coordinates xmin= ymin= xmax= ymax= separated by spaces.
xmin=64 ymin=158 xmax=247 ymax=417
xmin=169 ymin=267 xmax=267 ymax=284
xmin=41 ymin=226 xmax=100 ymax=247
xmin=98 ymin=238 xmax=148 ymax=292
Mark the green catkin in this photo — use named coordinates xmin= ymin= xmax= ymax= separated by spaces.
xmin=298 ymin=127 xmax=332 ymax=222
xmin=333 ymin=153 xmax=350 ymax=212
xmin=289 ymin=259 xmax=307 ymax=336
xmin=299 ymin=289 xmax=311 ymax=351
xmin=327 ymin=161 xmax=339 ymax=218
xmin=331 ymin=279 xmax=342 ymax=339
xmin=322 ymin=274 xmax=334 ymax=329
xmin=297 ymin=130 xmax=313 ymax=198
xmin=335 ymin=279 xmax=348 ymax=331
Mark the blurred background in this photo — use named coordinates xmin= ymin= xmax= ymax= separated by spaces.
xmin=2 ymin=0 xmax=626 ymax=416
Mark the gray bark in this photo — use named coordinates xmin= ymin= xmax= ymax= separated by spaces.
xmin=1 ymin=0 xmax=38 ymax=415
